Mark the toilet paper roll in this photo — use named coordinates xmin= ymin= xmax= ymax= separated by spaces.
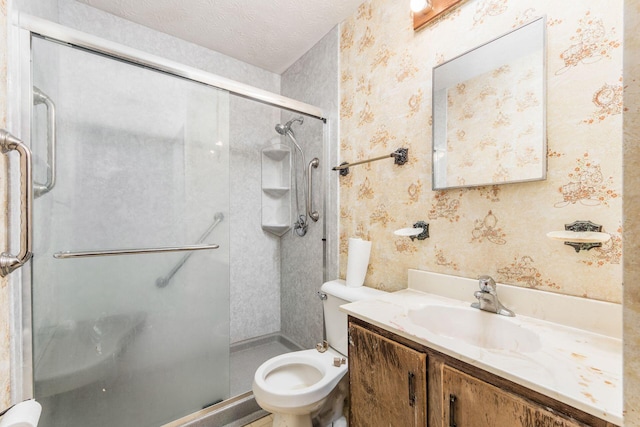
xmin=345 ymin=238 xmax=372 ymax=288
xmin=0 ymin=400 xmax=42 ymax=427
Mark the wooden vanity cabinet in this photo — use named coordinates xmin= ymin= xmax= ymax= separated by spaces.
xmin=442 ymin=365 xmax=586 ymax=427
xmin=348 ymin=322 xmax=427 ymax=426
xmin=348 ymin=317 xmax=619 ymax=427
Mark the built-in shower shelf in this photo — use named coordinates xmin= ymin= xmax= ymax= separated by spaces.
xmin=262 ymin=187 xmax=290 ymax=198
xmin=262 ymin=147 xmax=290 ymax=161
xmin=261 ymin=142 xmax=291 ymax=237
xmin=262 ymin=224 xmax=291 ymax=236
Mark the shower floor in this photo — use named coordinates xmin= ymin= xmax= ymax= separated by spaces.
xmin=230 ymin=333 xmax=302 ymax=397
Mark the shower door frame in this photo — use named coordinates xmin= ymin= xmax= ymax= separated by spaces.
xmin=6 ymin=12 xmax=328 ymax=409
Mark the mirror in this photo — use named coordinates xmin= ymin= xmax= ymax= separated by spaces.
xmin=432 ymin=17 xmax=546 ymax=190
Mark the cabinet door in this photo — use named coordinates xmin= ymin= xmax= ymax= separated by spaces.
xmin=349 ymin=323 xmax=427 ymax=427
xmin=442 ymin=365 xmax=587 ymax=427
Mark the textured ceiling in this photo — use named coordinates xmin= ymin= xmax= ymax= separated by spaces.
xmin=76 ymin=0 xmax=363 ymax=74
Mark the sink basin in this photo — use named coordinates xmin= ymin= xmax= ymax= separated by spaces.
xmin=408 ymin=305 xmax=541 ymax=353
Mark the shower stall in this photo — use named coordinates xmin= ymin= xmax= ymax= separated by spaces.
xmin=6 ymin=13 xmax=330 ymax=427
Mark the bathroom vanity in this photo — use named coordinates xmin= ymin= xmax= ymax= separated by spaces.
xmin=342 ymin=270 xmax=622 ymax=427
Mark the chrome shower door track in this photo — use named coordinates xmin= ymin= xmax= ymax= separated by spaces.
xmin=162 ymin=391 xmax=266 ymax=427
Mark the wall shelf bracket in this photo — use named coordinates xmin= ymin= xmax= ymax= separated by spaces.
xmin=563 ymin=220 xmax=605 ymax=253
xmin=411 ymin=221 xmax=430 ymax=241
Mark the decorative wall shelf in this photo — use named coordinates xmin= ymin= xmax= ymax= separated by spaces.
xmin=547 ymin=220 xmax=610 ymax=253
xmin=394 ymin=221 xmax=430 ymax=241
xmin=546 ymin=231 xmax=611 ymax=243
xmin=261 ymin=143 xmax=291 ymax=237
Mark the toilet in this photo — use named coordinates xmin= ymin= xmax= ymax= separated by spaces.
xmin=252 ymin=280 xmax=387 ymax=427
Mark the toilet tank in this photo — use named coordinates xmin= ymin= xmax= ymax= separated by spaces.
xmin=320 ymin=280 xmax=387 ymax=356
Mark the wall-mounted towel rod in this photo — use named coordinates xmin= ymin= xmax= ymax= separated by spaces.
xmin=156 ymin=212 xmax=224 ymax=288
xmin=332 ymin=148 xmax=408 ymax=176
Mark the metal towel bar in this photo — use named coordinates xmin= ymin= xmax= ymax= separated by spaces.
xmin=332 ymin=147 xmax=408 ymax=176
xmin=156 ymin=212 xmax=224 ymax=288
xmin=53 ymin=243 xmax=219 ymax=259
xmin=0 ymin=130 xmax=33 ymax=277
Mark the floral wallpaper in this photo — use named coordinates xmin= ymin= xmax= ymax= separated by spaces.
xmin=444 ymin=52 xmax=544 ymax=187
xmin=339 ymin=0 xmax=623 ymax=303
xmin=623 ymin=0 xmax=640 ymax=423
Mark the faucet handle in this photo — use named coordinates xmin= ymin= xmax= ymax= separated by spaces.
xmin=478 ymin=275 xmax=497 ymax=293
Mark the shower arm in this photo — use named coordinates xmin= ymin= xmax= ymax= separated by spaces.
xmin=155 ymin=212 xmax=224 ymax=288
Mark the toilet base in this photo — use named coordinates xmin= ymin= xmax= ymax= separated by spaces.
xmin=272 ymin=412 xmax=312 ymax=427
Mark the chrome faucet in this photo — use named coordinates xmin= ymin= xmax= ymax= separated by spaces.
xmin=471 ymin=275 xmax=515 ymax=317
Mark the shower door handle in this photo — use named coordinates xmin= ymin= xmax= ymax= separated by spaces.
xmin=0 ymin=130 xmax=33 ymax=277
xmin=307 ymin=158 xmax=319 ymax=222
xmin=33 ymin=87 xmax=56 ymax=198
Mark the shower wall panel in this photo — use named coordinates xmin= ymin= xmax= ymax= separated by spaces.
xmin=16 ymin=0 xmax=280 ymax=90
xmin=57 ymin=0 xmax=280 ymax=90
xmin=14 ymin=0 xmax=59 ymax=22
xmin=229 ymin=97 xmax=282 ymax=343
xmin=280 ymin=27 xmax=340 ymax=348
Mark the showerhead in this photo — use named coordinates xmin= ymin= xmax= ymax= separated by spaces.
xmin=275 ymin=123 xmax=288 ymax=135
xmin=273 ymin=116 xmax=308 ymax=237
xmin=275 ymin=116 xmax=304 ymax=135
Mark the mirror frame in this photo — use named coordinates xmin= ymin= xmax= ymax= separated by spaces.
xmin=431 ymin=16 xmax=547 ymax=190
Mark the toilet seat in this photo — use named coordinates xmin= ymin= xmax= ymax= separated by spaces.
xmin=252 ymin=348 xmax=347 ymax=410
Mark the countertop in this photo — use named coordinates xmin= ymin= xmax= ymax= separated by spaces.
xmin=340 ymin=271 xmax=622 ymax=425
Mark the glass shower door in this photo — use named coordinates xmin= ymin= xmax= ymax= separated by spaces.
xmin=30 ymin=36 xmax=230 ymax=427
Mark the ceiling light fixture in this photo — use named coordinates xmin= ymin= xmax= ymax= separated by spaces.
xmin=413 ymin=0 xmax=464 ymax=30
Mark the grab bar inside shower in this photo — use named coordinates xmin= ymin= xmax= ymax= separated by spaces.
xmin=156 ymin=212 xmax=224 ymax=288
xmin=307 ymin=158 xmax=319 ymax=222
xmin=33 ymin=86 xmax=56 ymax=198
